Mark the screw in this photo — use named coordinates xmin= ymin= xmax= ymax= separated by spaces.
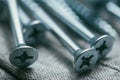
xmin=106 ymin=1 xmax=120 ymax=19
xmin=36 ymin=0 xmax=113 ymax=59
xmin=83 ymin=0 xmax=120 ymax=19
xmin=79 ymin=0 xmax=109 ymax=12
xmin=64 ymin=0 xmax=118 ymax=38
xmin=19 ymin=0 xmax=98 ymax=73
xmin=6 ymin=0 xmax=38 ymax=68
xmin=18 ymin=6 xmax=46 ymax=45
xmin=0 ymin=1 xmax=8 ymax=22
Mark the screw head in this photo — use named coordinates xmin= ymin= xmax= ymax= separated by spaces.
xmin=9 ymin=46 xmax=38 ymax=68
xmin=91 ymin=35 xmax=113 ymax=59
xmin=24 ymin=20 xmax=46 ymax=45
xmin=74 ymin=48 xmax=98 ymax=73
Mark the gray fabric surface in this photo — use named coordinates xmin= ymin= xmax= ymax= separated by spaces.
xmin=0 ymin=23 xmax=120 ymax=80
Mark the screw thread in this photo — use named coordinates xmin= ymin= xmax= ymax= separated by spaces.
xmin=56 ymin=0 xmax=80 ymax=21
xmin=65 ymin=0 xmax=118 ymax=38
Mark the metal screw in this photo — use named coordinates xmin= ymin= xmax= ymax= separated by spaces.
xmin=64 ymin=0 xmax=118 ymax=38
xmin=79 ymin=0 xmax=109 ymax=12
xmin=36 ymin=0 xmax=113 ymax=59
xmin=0 ymin=1 xmax=8 ymax=22
xmin=19 ymin=0 xmax=98 ymax=73
xmin=83 ymin=0 xmax=120 ymax=19
xmin=6 ymin=0 xmax=38 ymax=68
xmin=18 ymin=6 xmax=46 ymax=45
xmin=106 ymin=1 xmax=120 ymax=19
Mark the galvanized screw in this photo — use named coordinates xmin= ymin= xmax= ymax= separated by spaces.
xmin=82 ymin=0 xmax=120 ymax=19
xmin=64 ymin=0 xmax=118 ymax=38
xmin=106 ymin=1 xmax=120 ymax=19
xmin=19 ymin=0 xmax=98 ymax=73
xmin=36 ymin=0 xmax=113 ymax=59
xmin=18 ymin=6 xmax=46 ymax=45
xmin=6 ymin=0 xmax=38 ymax=68
xmin=79 ymin=0 xmax=109 ymax=12
xmin=0 ymin=1 xmax=8 ymax=22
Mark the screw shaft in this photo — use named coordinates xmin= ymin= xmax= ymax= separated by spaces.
xmin=106 ymin=1 xmax=120 ymax=19
xmin=36 ymin=0 xmax=95 ymax=42
xmin=6 ymin=0 xmax=25 ymax=47
xmin=18 ymin=7 xmax=32 ymax=28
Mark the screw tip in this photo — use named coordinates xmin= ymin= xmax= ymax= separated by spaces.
xmin=9 ymin=46 xmax=38 ymax=68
